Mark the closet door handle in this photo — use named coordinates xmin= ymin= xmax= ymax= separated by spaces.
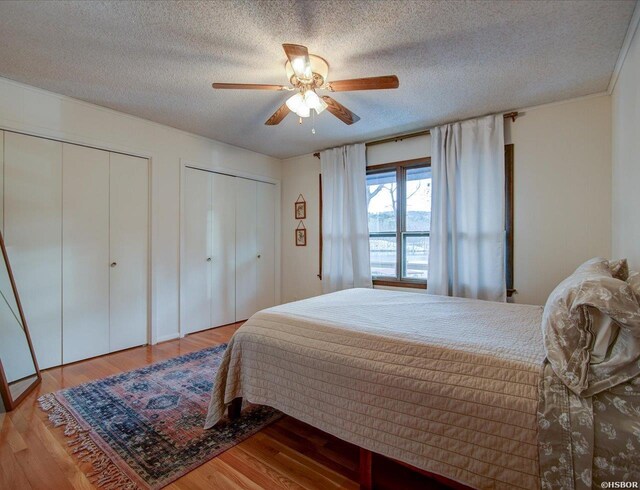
xmin=110 ymin=262 xmax=117 ymax=268
xmin=257 ymin=254 xmax=261 ymax=259
xmin=206 ymin=257 xmax=212 ymax=262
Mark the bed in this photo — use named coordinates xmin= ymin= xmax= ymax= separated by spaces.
xmin=205 ymin=288 xmax=545 ymax=489
xmin=205 ymin=282 xmax=640 ymax=489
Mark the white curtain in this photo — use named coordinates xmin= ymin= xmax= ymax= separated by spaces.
xmin=428 ymin=114 xmax=506 ymax=302
xmin=320 ymin=143 xmax=372 ymax=293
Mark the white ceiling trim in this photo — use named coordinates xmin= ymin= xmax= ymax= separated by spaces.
xmin=607 ymin=0 xmax=640 ymax=94
xmin=512 ymin=91 xmax=609 ymax=115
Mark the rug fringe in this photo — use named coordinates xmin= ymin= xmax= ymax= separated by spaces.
xmin=38 ymin=393 xmax=139 ymax=490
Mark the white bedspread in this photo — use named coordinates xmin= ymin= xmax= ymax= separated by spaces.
xmin=205 ymin=288 xmax=545 ymax=489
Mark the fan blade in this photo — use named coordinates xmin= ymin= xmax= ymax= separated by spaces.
xmin=265 ymin=102 xmax=291 ymax=125
xmin=212 ymin=83 xmax=289 ymax=90
xmin=327 ymin=75 xmax=399 ymax=92
xmin=321 ymin=96 xmax=360 ymax=125
xmin=282 ymin=43 xmax=313 ymax=82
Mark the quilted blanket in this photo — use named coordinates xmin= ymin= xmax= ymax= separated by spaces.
xmin=205 ymin=288 xmax=545 ymax=489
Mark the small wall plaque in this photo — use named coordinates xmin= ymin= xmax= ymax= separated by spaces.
xmin=295 ymin=221 xmax=307 ymax=246
xmin=295 ymin=194 xmax=306 ymax=219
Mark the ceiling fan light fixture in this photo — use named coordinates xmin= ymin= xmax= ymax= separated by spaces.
xmin=297 ymin=104 xmax=310 ymax=118
xmin=285 ymin=54 xmax=329 ymax=86
xmin=317 ymin=99 xmax=328 ymax=114
xmin=304 ymin=90 xmax=327 ymax=114
xmin=286 ymin=92 xmax=310 ymax=118
xmin=292 ymin=57 xmax=312 ymax=82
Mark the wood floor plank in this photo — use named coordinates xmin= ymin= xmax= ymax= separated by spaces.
xmin=14 ymin=429 xmax=75 ymax=490
xmin=208 ymin=457 xmax=264 ymax=490
xmin=0 ymin=434 xmax=32 ymax=490
xmin=247 ymin=433 xmax=347 ymax=490
xmin=31 ymin=415 xmax=94 ymax=490
xmin=264 ymin=420 xmax=358 ymax=480
xmin=220 ymin=446 xmax=306 ymax=490
xmin=0 ymin=414 xmax=28 ymax=453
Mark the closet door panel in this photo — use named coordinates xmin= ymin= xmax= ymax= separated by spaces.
xmin=62 ymin=143 xmax=110 ymax=363
xmin=182 ymin=168 xmax=212 ymax=334
xmin=256 ymin=181 xmax=276 ymax=312
xmin=109 ymin=153 xmax=149 ymax=351
xmin=211 ymin=173 xmax=236 ymax=327
xmin=235 ymin=178 xmax=257 ymax=321
xmin=4 ymin=132 xmax=63 ymax=369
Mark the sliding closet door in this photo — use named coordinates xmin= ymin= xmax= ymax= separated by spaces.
xmin=109 ymin=153 xmax=149 ymax=351
xmin=4 ymin=132 xmax=63 ymax=369
xmin=211 ymin=173 xmax=236 ymax=327
xmin=235 ymin=178 xmax=258 ymax=321
xmin=256 ymin=181 xmax=276 ymax=312
xmin=62 ymin=144 xmax=110 ymax=363
xmin=183 ymin=168 xmax=212 ymax=334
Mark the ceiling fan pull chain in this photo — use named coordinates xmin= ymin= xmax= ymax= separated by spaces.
xmin=312 ymin=109 xmax=316 ymax=134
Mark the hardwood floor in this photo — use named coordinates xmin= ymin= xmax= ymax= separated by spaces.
xmin=0 ymin=323 xmax=445 ymax=490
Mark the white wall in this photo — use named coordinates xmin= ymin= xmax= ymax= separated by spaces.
xmin=280 ymin=154 xmax=322 ymax=303
xmin=0 ymin=77 xmax=281 ymax=343
xmin=612 ymin=17 xmax=640 ymax=271
xmin=366 ymin=134 xmax=431 ymax=166
xmin=506 ymin=95 xmax=612 ymax=305
xmin=282 ymin=95 xmax=613 ymax=306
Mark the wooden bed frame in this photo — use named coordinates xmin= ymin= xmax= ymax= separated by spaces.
xmin=228 ymin=397 xmax=471 ymax=490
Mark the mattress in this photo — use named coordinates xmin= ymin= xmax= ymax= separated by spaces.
xmin=205 ymin=288 xmax=546 ymax=489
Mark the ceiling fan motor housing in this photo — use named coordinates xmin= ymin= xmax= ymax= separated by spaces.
xmin=285 ymin=54 xmax=329 ymax=88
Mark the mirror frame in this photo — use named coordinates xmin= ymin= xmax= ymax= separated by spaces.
xmin=0 ymin=230 xmax=41 ymax=411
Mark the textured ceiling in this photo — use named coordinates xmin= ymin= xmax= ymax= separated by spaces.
xmin=0 ymin=0 xmax=635 ymax=158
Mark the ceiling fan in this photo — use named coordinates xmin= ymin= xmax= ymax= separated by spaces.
xmin=212 ymin=43 xmax=399 ymax=126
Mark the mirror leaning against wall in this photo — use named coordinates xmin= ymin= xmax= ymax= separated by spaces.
xmin=0 ymin=230 xmax=40 ymax=411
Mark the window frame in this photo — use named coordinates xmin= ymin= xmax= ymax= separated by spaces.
xmin=366 ymin=145 xmax=515 ymax=295
xmin=367 ymin=157 xmax=431 ymax=289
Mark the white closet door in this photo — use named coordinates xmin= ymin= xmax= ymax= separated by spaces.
xmin=235 ymin=178 xmax=258 ymax=321
xmin=256 ymin=181 xmax=276 ymax=312
xmin=4 ymin=132 xmax=63 ymax=369
xmin=182 ymin=168 xmax=212 ymax=334
xmin=62 ymin=144 xmax=110 ymax=363
xmin=109 ymin=153 xmax=149 ymax=351
xmin=211 ymin=173 xmax=236 ymax=327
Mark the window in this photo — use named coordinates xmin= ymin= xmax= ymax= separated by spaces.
xmin=367 ymin=158 xmax=431 ymax=287
xmin=366 ymin=146 xmax=514 ymax=293
xmin=320 ymin=145 xmax=514 ymax=293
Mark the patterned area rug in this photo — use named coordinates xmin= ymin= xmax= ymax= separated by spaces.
xmin=38 ymin=344 xmax=281 ymax=489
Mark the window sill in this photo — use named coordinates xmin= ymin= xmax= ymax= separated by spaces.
xmin=373 ymin=279 xmax=427 ymax=290
xmin=373 ymin=281 xmax=517 ymax=297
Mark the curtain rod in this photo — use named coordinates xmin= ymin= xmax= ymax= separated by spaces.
xmin=313 ymin=111 xmax=518 ymax=158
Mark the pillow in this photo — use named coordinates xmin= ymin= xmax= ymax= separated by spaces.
xmin=588 ymin=258 xmax=629 ymax=364
xmin=609 ymin=258 xmax=629 ymax=281
xmin=588 ymin=307 xmax=619 ymax=364
xmin=542 ymin=258 xmax=640 ymax=395
xmin=628 ymin=271 xmax=640 ymax=299
xmin=574 ymin=256 xmax=610 ymax=275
